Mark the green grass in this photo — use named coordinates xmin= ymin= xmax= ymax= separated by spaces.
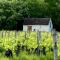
xmin=0 ymin=51 xmax=54 ymax=60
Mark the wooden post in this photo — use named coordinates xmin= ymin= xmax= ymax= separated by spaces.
xmin=53 ymin=29 xmax=58 ymax=60
xmin=15 ymin=31 xmax=17 ymax=38
xmin=15 ymin=31 xmax=18 ymax=42
xmin=8 ymin=31 xmax=10 ymax=41
xmin=1 ymin=31 xmax=4 ymax=38
xmin=25 ymin=31 xmax=26 ymax=39
xmin=37 ymin=31 xmax=41 ymax=54
xmin=22 ymin=31 xmax=26 ymax=44
xmin=37 ymin=31 xmax=41 ymax=45
xmin=8 ymin=31 xmax=10 ymax=38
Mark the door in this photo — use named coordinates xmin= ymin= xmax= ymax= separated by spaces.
xmin=28 ymin=26 xmax=32 ymax=31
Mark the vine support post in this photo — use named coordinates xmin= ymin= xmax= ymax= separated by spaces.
xmin=1 ymin=31 xmax=4 ymax=38
xmin=15 ymin=31 xmax=17 ymax=42
xmin=53 ymin=29 xmax=58 ymax=60
xmin=37 ymin=31 xmax=41 ymax=54
xmin=25 ymin=31 xmax=26 ymax=39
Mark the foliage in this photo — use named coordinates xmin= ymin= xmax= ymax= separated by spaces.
xmin=0 ymin=0 xmax=60 ymax=30
xmin=0 ymin=31 xmax=60 ymax=60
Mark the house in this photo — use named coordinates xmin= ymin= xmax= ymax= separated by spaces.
xmin=23 ymin=18 xmax=53 ymax=32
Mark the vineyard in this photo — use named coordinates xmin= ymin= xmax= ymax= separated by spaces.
xmin=0 ymin=30 xmax=60 ymax=60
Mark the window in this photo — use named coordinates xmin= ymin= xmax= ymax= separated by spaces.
xmin=33 ymin=29 xmax=35 ymax=31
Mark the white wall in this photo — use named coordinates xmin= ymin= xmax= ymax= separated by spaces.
xmin=32 ymin=25 xmax=49 ymax=32
xmin=23 ymin=25 xmax=50 ymax=32
xmin=48 ymin=18 xmax=53 ymax=32
xmin=23 ymin=25 xmax=27 ymax=31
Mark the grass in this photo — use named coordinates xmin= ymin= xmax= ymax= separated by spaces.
xmin=0 ymin=51 xmax=54 ymax=60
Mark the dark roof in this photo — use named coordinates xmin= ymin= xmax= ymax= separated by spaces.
xmin=23 ymin=18 xmax=50 ymax=25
